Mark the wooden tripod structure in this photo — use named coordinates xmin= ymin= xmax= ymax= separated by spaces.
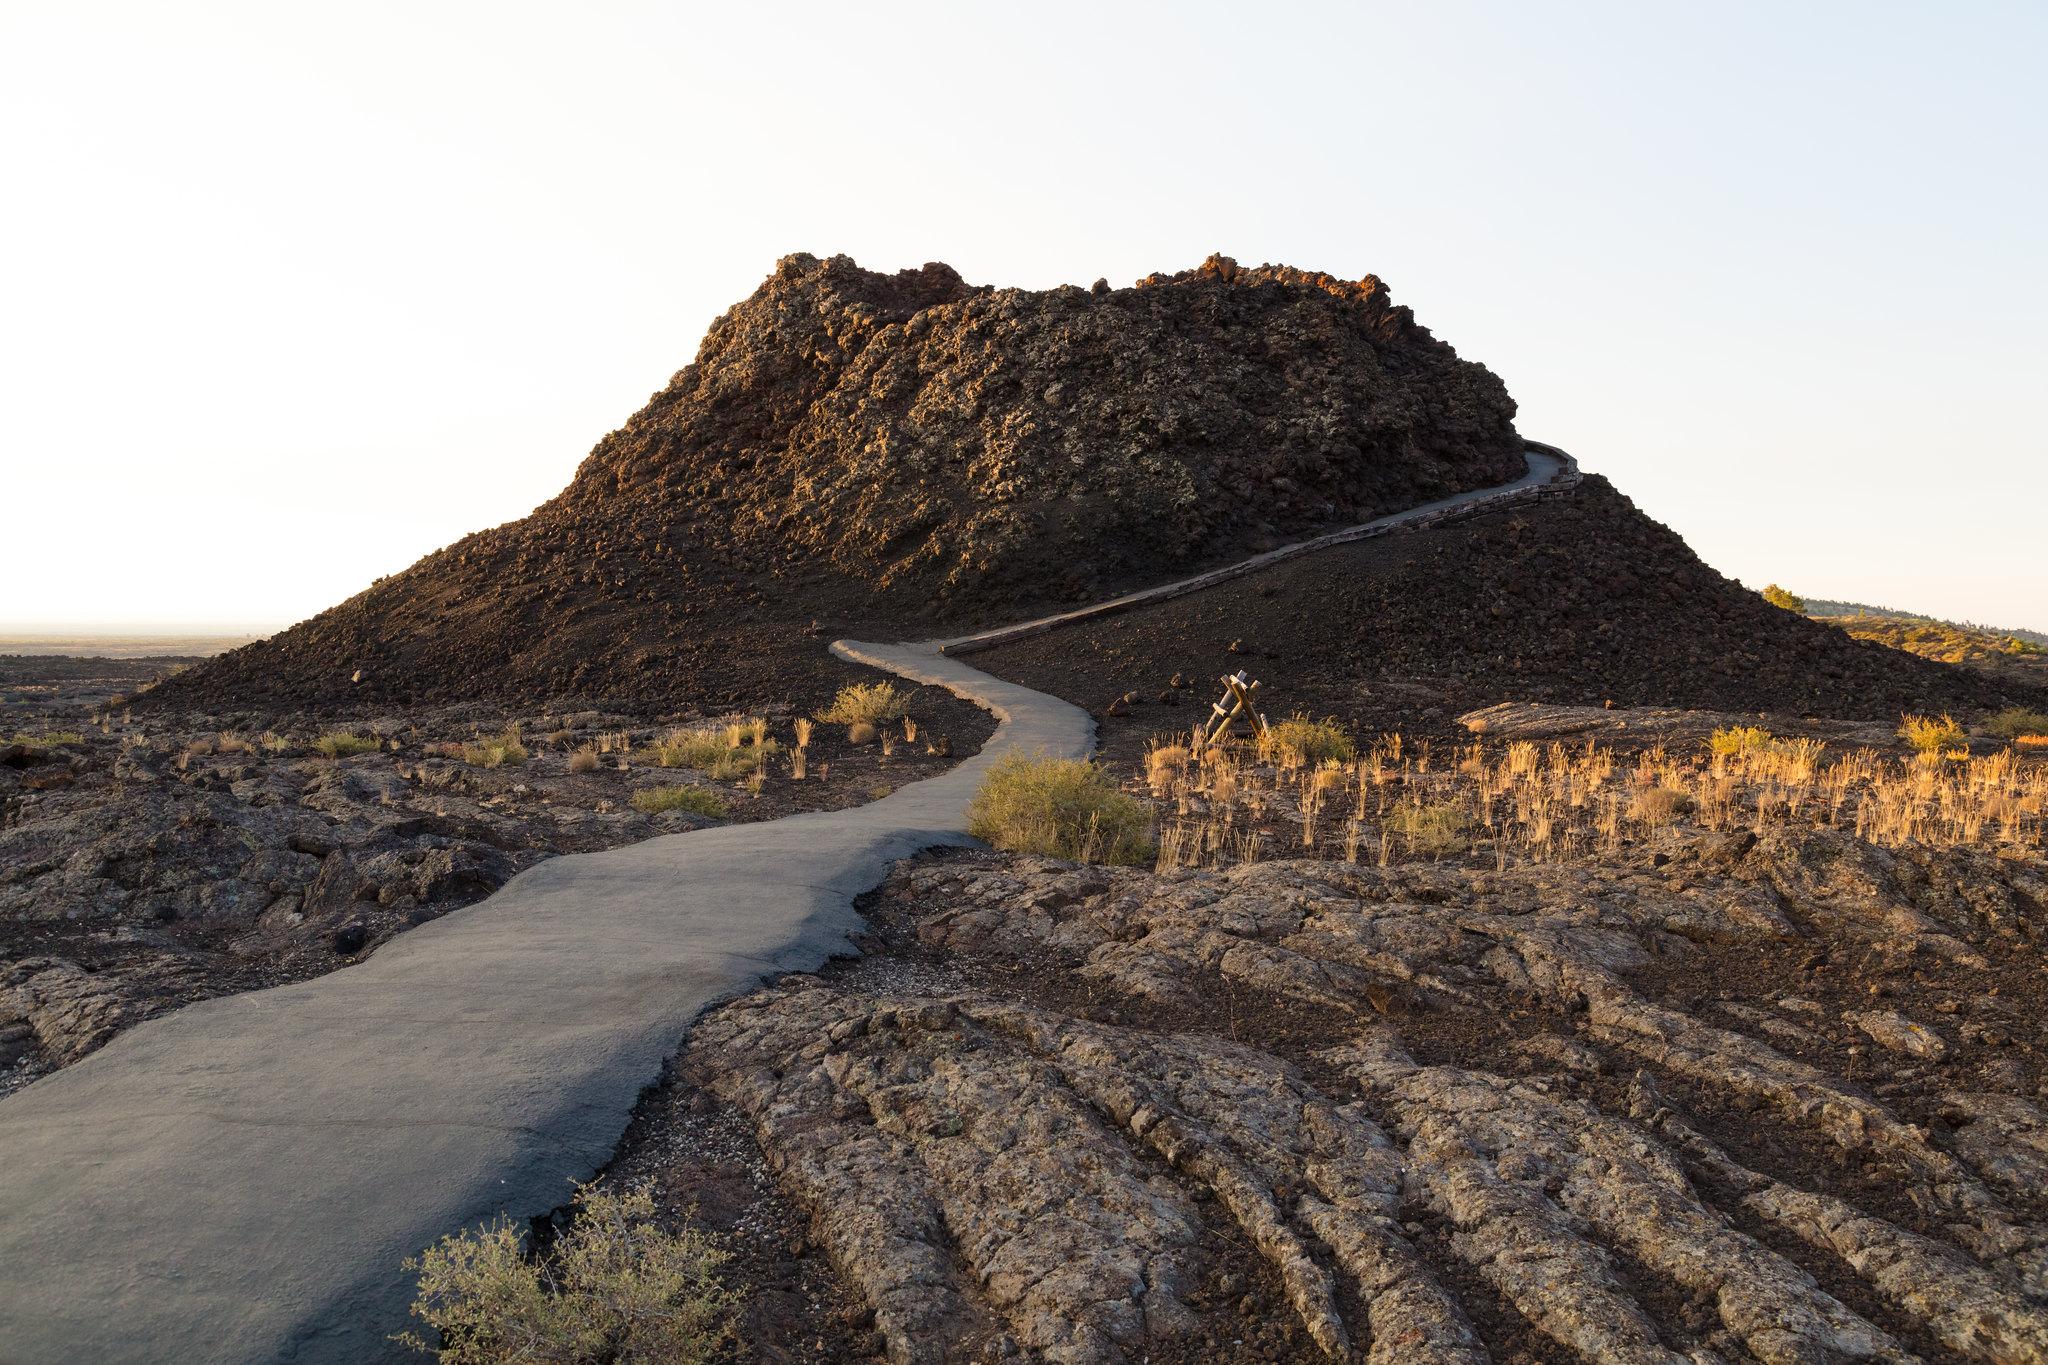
xmin=1195 ymin=671 xmax=1269 ymax=749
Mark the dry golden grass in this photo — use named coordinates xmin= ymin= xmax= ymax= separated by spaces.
xmin=646 ymin=722 xmax=779 ymax=779
xmin=1139 ymin=723 xmax=2046 ymax=873
xmin=462 ymin=727 xmax=529 ymax=769
xmin=1628 ymin=784 xmax=1695 ymax=825
xmin=847 ymin=721 xmax=877 ymax=746
xmin=568 ymin=744 xmax=600 ymax=774
xmin=631 ymin=785 xmax=729 ymax=817
xmin=1144 ymin=743 xmax=1193 ymax=798
xmin=313 ymin=731 xmax=381 ymax=759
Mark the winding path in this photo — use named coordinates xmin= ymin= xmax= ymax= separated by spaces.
xmin=0 ymin=444 xmax=1575 ymax=1363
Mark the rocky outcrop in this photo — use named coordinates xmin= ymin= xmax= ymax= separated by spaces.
xmin=154 ymin=254 xmax=1522 ymax=708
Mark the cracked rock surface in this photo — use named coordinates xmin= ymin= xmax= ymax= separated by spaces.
xmin=640 ymin=827 xmax=2047 ymax=1363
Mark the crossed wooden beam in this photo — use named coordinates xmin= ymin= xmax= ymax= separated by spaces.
xmin=1195 ymin=670 xmax=1269 ymax=749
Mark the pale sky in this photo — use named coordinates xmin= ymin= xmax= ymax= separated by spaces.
xmin=3 ymin=0 xmax=2043 ymax=634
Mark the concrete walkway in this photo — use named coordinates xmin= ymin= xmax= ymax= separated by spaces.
xmin=0 ymin=444 xmax=1574 ymax=1363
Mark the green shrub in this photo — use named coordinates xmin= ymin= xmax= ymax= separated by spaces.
xmin=818 ymin=682 xmax=908 ymax=726
xmin=1762 ymin=584 xmax=1805 ymax=612
xmin=313 ymin=731 xmax=381 ymax=759
xmin=966 ymin=753 xmax=1153 ymax=865
xmin=1261 ymin=715 xmax=1355 ymax=766
xmin=1898 ymin=713 xmax=1967 ymax=755
xmin=631 ymin=785 xmax=728 ymax=817
xmin=1983 ymin=708 xmax=2048 ymax=740
xmin=397 ymin=1182 xmax=735 ymax=1364
xmin=461 ymin=727 xmax=528 ymax=768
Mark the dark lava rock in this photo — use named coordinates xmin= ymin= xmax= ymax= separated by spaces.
xmin=151 ymin=253 xmax=1521 ymax=710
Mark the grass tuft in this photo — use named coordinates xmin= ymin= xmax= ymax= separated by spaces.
xmin=313 ymin=731 xmax=381 ymax=759
xmin=461 ymin=727 xmax=529 ymax=768
xmin=1628 ymin=785 xmax=1696 ymax=825
xmin=631 ymin=785 xmax=728 ymax=817
xmin=1388 ymin=800 xmax=1469 ymax=856
xmin=645 ymin=723 xmax=778 ymax=779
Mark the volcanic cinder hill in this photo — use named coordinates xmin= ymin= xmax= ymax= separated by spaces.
xmin=158 ymin=253 xmax=2044 ymax=719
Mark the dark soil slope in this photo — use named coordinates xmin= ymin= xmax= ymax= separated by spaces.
xmin=973 ymin=475 xmax=2048 ymax=742
xmin=157 ymin=254 xmax=1521 ymax=709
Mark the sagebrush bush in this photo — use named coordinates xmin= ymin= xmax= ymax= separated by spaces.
xmin=314 ymin=731 xmax=381 ymax=759
xmin=966 ymin=753 xmax=1153 ymax=865
xmin=397 ymin=1182 xmax=735 ymax=1364
xmin=1260 ymin=715 xmax=1355 ymax=767
xmin=1898 ymin=713 xmax=1967 ymax=755
xmin=818 ymin=682 xmax=908 ymax=726
xmin=632 ymin=785 xmax=729 ymax=817
xmin=1984 ymin=708 xmax=2048 ymax=740
xmin=567 ymin=744 xmax=600 ymax=774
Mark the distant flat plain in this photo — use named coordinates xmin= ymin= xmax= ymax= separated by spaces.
xmin=0 ymin=631 xmax=263 ymax=659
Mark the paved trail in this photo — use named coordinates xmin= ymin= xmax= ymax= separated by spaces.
xmin=0 ymin=445 xmax=1573 ymax=1363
